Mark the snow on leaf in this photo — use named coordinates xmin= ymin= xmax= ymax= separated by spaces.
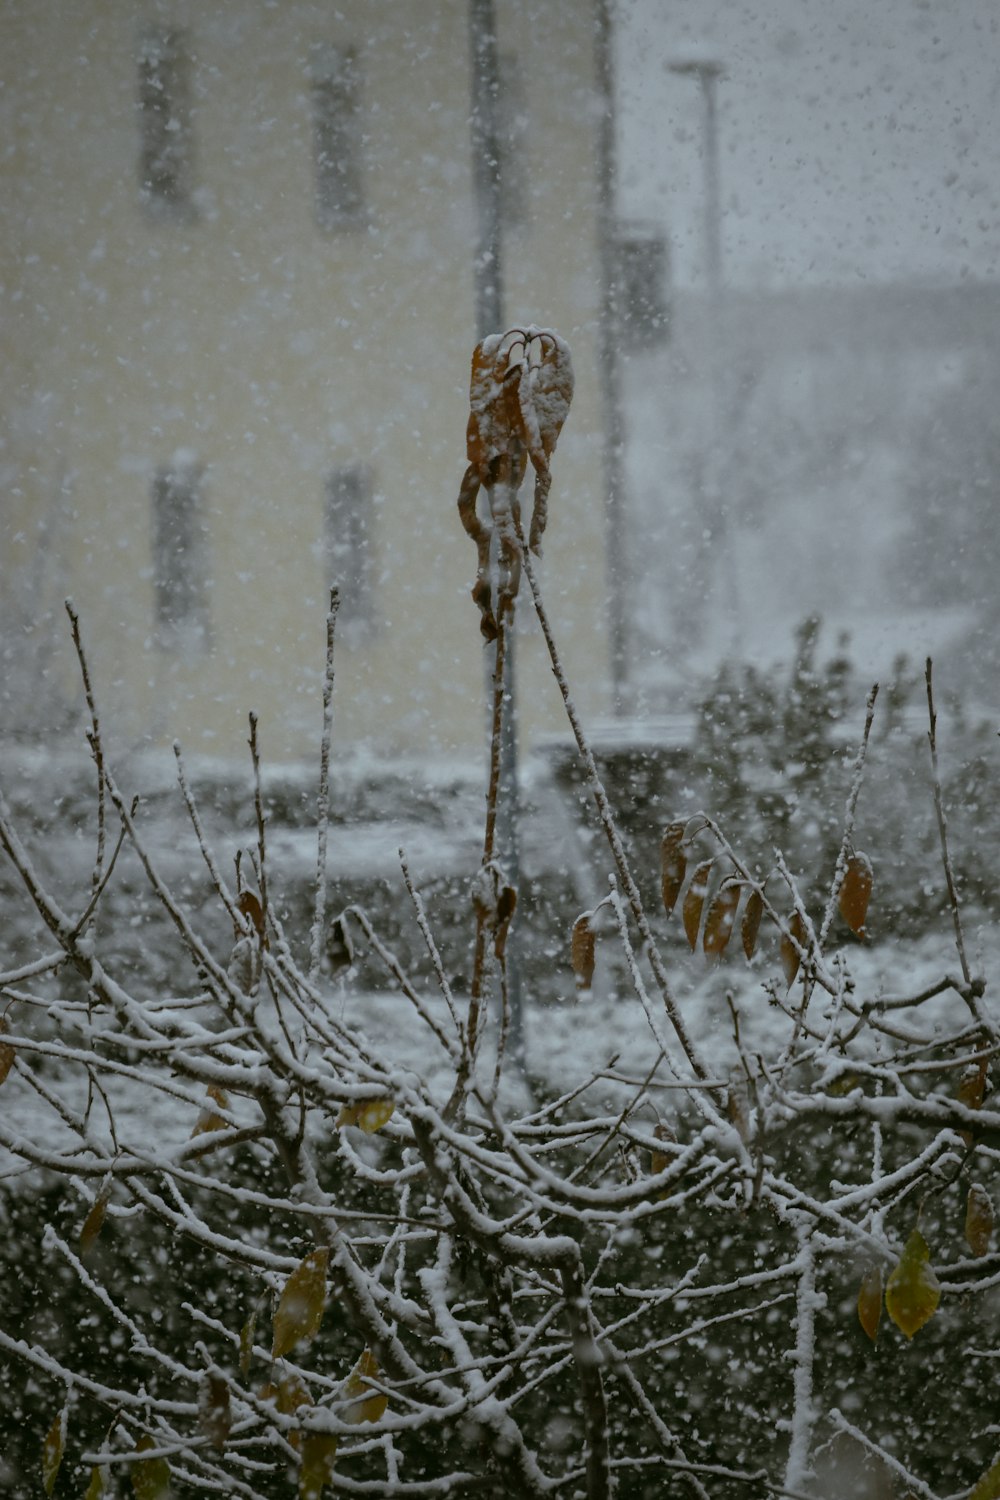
xmin=885 ymin=1229 xmax=940 ymax=1339
xmin=682 ymin=860 xmax=713 ymax=951
xmin=272 ymin=1248 xmax=330 ymax=1359
xmin=703 ymin=876 xmax=741 ymax=958
xmin=857 ymin=1262 xmax=883 ymax=1342
xmin=131 ymin=1436 xmax=170 ymax=1500
xmin=344 ymin=1348 xmax=389 ymax=1425
xmin=659 ymin=822 xmax=687 ymax=915
xmin=259 ymin=1373 xmax=313 ymax=1452
xmin=571 ymin=913 xmax=596 ymax=991
xmin=192 ymin=1083 xmax=230 ymax=1138
xmin=741 ymin=888 xmax=764 ymax=961
xmin=966 ymin=1184 xmax=994 ymax=1258
xmin=839 ymin=851 xmax=873 ymax=936
xmin=41 ymin=1405 xmax=66 ymax=1497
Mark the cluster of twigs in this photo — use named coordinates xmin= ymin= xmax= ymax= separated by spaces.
xmin=1 ymin=332 xmax=999 ymax=1500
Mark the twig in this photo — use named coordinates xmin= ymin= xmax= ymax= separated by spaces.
xmin=310 ymin=588 xmax=340 ymax=983
xmin=65 ymin=598 xmax=107 ymax=890
xmin=925 ymin=658 xmax=976 ymax=1002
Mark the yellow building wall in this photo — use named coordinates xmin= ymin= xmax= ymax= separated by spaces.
xmin=2 ymin=0 xmax=610 ymax=764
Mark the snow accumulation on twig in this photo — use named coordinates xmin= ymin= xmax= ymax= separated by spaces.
xmin=1 ymin=335 xmax=998 ymax=1499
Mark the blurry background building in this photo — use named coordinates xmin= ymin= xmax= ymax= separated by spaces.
xmin=2 ymin=0 xmax=645 ymax=763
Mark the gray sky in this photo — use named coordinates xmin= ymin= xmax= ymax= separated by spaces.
xmin=616 ymin=0 xmax=1000 ymax=288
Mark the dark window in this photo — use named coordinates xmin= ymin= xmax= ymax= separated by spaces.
xmin=324 ymin=465 xmax=375 ymax=636
xmin=311 ymin=44 xmax=366 ymax=231
xmin=151 ymin=460 xmax=209 ymax=650
xmin=138 ymin=27 xmax=196 ymax=218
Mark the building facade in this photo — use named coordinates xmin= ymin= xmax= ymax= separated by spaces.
xmin=2 ymin=0 xmax=617 ymax=763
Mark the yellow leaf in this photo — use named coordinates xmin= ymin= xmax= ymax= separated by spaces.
xmin=885 ymin=1229 xmax=940 ymax=1339
xmin=344 ymin=1348 xmax=389 ymax=1425
xmin=659 ymin=822 xmax=687 ymax=915
xmin=741 ymin=888 xmax=764 ymax=960
xmin=682 ymin=860 xmax=713 ymax=951
xmin=272 ymin=1248 xmax=329 ymax=1359
xmin=571 ymin=914 xmax=596 ymax=991
xmin=41 ymin=1406 xmax=65 ymax=1497
xmin=966 ymin=1184 xmax=994 ymax=1258
xmin=192 ymin=1084 xmax=230 ymax=1138
xmin=958 ymin=1060 xmax=988 ymax=1145
xmin=131 ymin=1435 xmax=170 ymax=1500
xmin=299 ymin=1432 xmax=338 ymax=1500
xmin=968 ymin=1455 xmax=1000 ymax=1500
xmin=0 ymin=1015 xmax=15 ymax=1085
xmin=703 ymin=877 xmax=741 ymax=958
xmin=337 ymin=1098 xmax=394 ymax=1133
xmin=839 ymin=851 xmax=873 ymax=936
xmin=857 ymin=1263 xmax=883 ymax=1342
xmin=199 ymin=1373 xmax=231 ymax=1451
xmin=259 ymin=1373 xmax=313 ymax=1453
xmin=84 ymin=1465 xmax=106 ymax=1500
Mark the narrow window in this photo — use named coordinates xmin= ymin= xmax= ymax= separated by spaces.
xmin=151 ymin=459 xmax=209 ymax=650
xmin=138 ymin=27 xmax=196 ymax=218
xmin=311 ymin=44 xmax=366 ymax=231
xmin=324 ymin=465 xmax=375 ymax=636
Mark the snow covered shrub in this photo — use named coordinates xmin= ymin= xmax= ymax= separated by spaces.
xmin=3 ymin=330 xmax=1000 ymax=1500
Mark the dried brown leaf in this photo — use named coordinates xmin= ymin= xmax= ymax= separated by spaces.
xmin=238 ymin=888 xmax=264 ymax=937
xmin=966 ymin=1183 xmax=994 ymax=1258
xmin=857 ymin=1262 xmax=883 ymax=1342
xmin=199 ymin=1373 xmax=232 ymax=1451
xmin=571 ymin=914 xmax=596 ymax=991
xmin=703 ymin=877 xmax=741 ymax=958
xmin=41 ymin=1407 xmax=65 ymax=1497
xmin=839 ymin=851 xmax=873 ymax=936
xmin=682 ymin=860 xmax=713 ymax=951
xmin=780 ymin=911 xmax=807 ymax=988
xmin=660 ymin=822 xmax=687 ymax=915
xmin=0 ymin=1015 xmax=15 ymax=1086
xmin=80 ymin=1180 xmax=112 ymax=1260
xmin=741 ymin=888 xmax=764 ymax=961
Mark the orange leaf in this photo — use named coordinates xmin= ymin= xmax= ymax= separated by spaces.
xmin=660 ymin=822 xmax=687 ymax=915
xmin=571 ymin=914 xmax=596 ymax=991
xmin=839 ymin=852 xmax=873 ymax=936
xmin=682 ymin=861 xmax=713 ymax=951
xmin=344 ymin=1348 xmax=389 ymax=1425
xmin=80 ymin=1180 xmax=112 ymax=1260
xmin=703 ymin=877 xmax=741 ymax=958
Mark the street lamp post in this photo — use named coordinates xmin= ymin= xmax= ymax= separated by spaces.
xmin=668 ymin=54 xmax=740 ymax=642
